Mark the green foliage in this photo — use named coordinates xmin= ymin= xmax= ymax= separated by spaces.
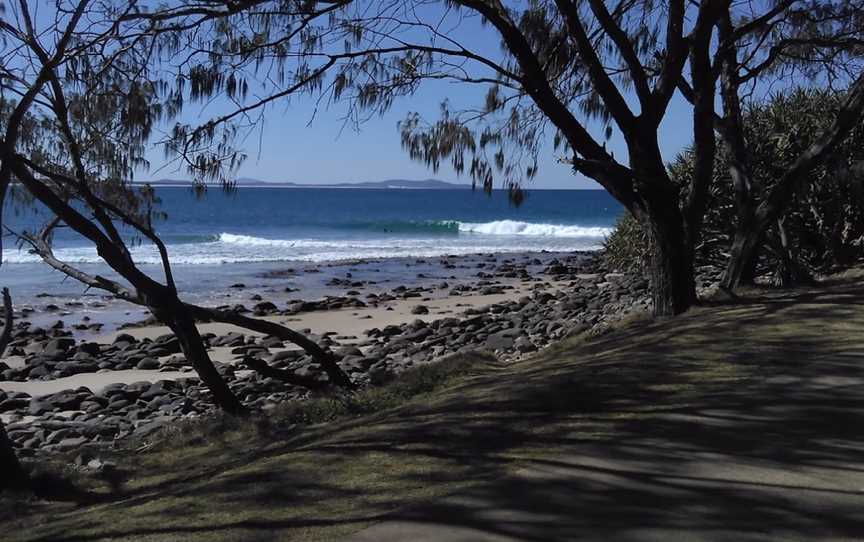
xmin=747 ymin=90 xmax=864 ymax=272
xmin=140 ymin=352 xmax=488 ymax=451
xmin=605 ymin=87 xmax=864 ymax=278
xmin=602 ymin=212 xmax=650 ymax=272
xmin=271 ymin=353 xmax=485 ymax=426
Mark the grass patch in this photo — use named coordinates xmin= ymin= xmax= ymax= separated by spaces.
xmin=137 ymin=351 xmax=492 ymax=453
xmin=274 ymin=351 xmax=489 ymax=424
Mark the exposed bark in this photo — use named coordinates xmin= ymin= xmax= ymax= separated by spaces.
xmin=242 ymin=356 xmax=329 ymax=390
xmin=0 ymin=417 xmax=27 ymax=492
xmin=771 ymin=217 xmax=813 ymax=287
xmin=638 ymin=197 xmax=698 ymax=317
xmin=551 ymin=0 xmax=724 ymax=316
xmin=8 ymin=160 xmax=247 ymax=413
xmin=186 ymin=304 xmax=356 ymax=390
xmin=15 ymin=219 xmax=354 ymax=395
xmin=0 ymin=287 xmax=26 ymax=491
xmin=684 ymin=0 xmax=721 ymax=254
xmin=0 ymin=287 xmax=12 ymax=357
xmin=738 ymin=237 xmax=762 ymax=286
xmin=156 ymin=302 xmax=247 ymax=415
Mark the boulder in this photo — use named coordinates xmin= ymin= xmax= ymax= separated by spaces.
xmin=484 ymin=330 xmax=516 ymax=351
xmin=136 ymin=357 xmax=160 ymax=370
xmin=29 ymin=390 xmax=82 ymax=414
xmin=42 ymin=337 xmax=75 ymax=355
xmin=113 ymin=333 xmax=138 ymax=344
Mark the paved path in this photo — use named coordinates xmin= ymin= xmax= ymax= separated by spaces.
xmin=349 ymin=284 xmax=864 ymax=541
xmin=349 ymin=430 xmax=864 ymax=541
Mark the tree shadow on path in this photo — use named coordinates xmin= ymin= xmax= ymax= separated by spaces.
xmin=8 ymin=279 xmax=864 ymax=541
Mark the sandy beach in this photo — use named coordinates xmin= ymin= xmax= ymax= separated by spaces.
xmin=1 ymin=279 xmax=545 ymax=398
xmin=0 ymin=250 xmax=652 ymax=455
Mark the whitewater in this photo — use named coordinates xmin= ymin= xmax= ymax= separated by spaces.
xmin=4 ymin=220 xmax=614 ymax=265
xmin=0 ymin=187 xmax=624 ymax=305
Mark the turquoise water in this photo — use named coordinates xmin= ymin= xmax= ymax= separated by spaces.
xmin=1 ymin=187 xmax=623 ymax=307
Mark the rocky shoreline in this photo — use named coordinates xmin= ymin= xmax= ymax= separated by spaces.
xmin=0 ymin=251 xmax=675 ymax=459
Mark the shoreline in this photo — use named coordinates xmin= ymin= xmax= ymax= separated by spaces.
xmin=9 ymin=249 xmax=601 ymax=334
xmin=0 ymin=249 xmax=652 ymax=456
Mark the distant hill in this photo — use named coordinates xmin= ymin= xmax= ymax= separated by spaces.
xmin=140 ymin=178 xmax=471 ymax=189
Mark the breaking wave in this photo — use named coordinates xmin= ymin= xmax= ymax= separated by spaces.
xmin=5 ymin=220 xmax=610 ymax=266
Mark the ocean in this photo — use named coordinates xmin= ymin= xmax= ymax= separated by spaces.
xmin=1 ymin=187 xmax=623 ymax=322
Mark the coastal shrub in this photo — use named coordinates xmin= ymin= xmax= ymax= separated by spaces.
xmin=272 ymin=351 xmax=490 ymax=426
xmin=605 ymin=88 xmax=864 ymax=283
xmin=602 ymin=212 xmax=650 ymax=272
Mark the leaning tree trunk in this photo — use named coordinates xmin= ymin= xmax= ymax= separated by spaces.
xmin=721 ymin=203 xmax=766 ymax=291
xmin=0 ymin=287 xmax=27 ymax=491
xmin=0 ymin=288 xmax=12 ymax=356
xmin=0 ymin=419 xmax=27 ymax=491
xmin=730 ymin=221 xmax=762 ymax=287
xmin=771 ymin=217 xmax=812 ymax=287
xmin=152 ymin=300 xmax=247 ymax=416
xmin=738 ymin=243 xmax=760 ymax=286
xmin=186 ymin=304 xmax=355 ymax=390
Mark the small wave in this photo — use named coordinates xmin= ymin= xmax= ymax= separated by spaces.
xmin=458 ymin=220 xmax=611 ymax=237
xmin=162 ymin=233 xmax=221 ymax=244
xmin=4 ymin=221 xmax=610 ymax=267
xmin=219 ymin=233 xmax=299 ymax=247
xmin=336 ymin=220 xmax=460 ymax=234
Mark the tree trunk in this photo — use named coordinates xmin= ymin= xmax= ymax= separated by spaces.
xmin=0 ymin=287 xmax=27 ymax=491
xmin=154 ymin=302 xmax=247 ymax=416
xmin=721 ymin=220 xmax=762 ymax=291
xmin=186 ymin=304 xmax=355 ymax=390
xmin=0 ymin=287 xmax=12 ymax=357
xmin=644 ymin=208 xmax=697 ymax=317
xmin=0 ymin=418 xmax=27 ymax=491
xmin=738 ymin=243 xmax=760 ymax=286
xmin=772 ymin=217 xmax=812 ymax=287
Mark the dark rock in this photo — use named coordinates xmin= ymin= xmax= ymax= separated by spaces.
xmin=514 ymin=336 xmax=536 ymax=353
xmin=368 ymin=362 xmax=395 ymax=386
xmin=30 ymin=390 xmax=82 ymax=414
xmin=253 ymin=301 xmax=278 ymax=314
xmin=259 ymin=336 xmax=284 ymax=349
xmin=57 ymin=437 xmax=88 ymax=451
xmin=484 ymin=330 xmax=516 ymax=351
xmin=140 ymin=381 xmax=175 ymax=401
xmin=43 ymin=337 xmax=75 ymax=354
xmin=136 ymin=357 xmax=160 ymax=370
xmin=113 ymin=333 xmax=138 ymax=344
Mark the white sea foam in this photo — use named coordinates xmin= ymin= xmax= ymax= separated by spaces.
xmin=5 ymin=220 xmax=610 ymax=266
xmin=457 ymin=220 xmax=611 ymax=237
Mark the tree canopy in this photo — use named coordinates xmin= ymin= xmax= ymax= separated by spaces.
xmin=3 ymin=1 xmax=864 ymax=318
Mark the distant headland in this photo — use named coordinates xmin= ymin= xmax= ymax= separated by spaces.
xmin=137 ymin=178 xmax=473 ymax=189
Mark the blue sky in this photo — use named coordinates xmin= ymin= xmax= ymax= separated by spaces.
xmin=19 ymin=2 xmax=834 ymax=190
xmin=139 ymin=3 xmax=699 ymax=190
xmin=145 ymin=70 xmax=698 ymax=190
xmin=147 ymin=82 xmax=696 ymax=190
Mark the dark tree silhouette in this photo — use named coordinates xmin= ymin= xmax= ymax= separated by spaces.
xmin=0 ymin=287 xmax=27 ymax=491
xmin=0 ymin=1 xmax=354 ymax=415
xmin=145 ymin=1 xmax=864 ymax=314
